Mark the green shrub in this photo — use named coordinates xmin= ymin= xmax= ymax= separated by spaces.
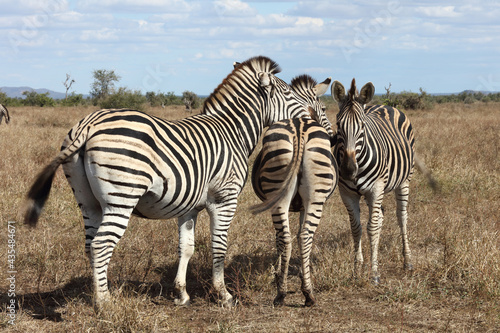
xmin=99 ymin=87 xmax=147 ymax=110
xmin=22 ymin=91 xmax=56 ymax=107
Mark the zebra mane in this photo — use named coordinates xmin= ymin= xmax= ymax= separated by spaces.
xmin=290 ymin=74 xmax=318 ymax=91
xmin=203 ymin=56 xmax=281 ymax=112
xmin=348 ymin=78 xmax=357 ymax=101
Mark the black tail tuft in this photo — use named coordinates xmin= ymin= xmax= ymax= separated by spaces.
xmin=23 ymin=160 xmax=60 ymax=227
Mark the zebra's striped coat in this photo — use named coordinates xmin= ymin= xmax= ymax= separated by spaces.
xmin=23 ymin=56 xmax=332 ymax=308
xmin=251 ymin=117 xmax=338 ymax=306
xmin=0 ymin=104 xmax=10 ymax=125
xmin=331 ymin=79 xmax=415 ymax=284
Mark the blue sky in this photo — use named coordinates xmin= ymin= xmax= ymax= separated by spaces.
xmin=1 ymin=0 xmax=499 ymax=96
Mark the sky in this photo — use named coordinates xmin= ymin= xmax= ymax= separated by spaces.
xmin=1 ymin=0 xmax=500 ymax=96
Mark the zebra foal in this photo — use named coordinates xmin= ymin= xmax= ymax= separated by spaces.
xmin=22 ymin=56 xmax=331 ymax=309
xmin=331 ymin=78 xmax=417 ymax=284
xmin=251 ymin=115 xmax=338 ymax=306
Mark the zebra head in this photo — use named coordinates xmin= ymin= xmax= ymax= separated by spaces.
xmin=331 ymin=78 xmax=375 ymax=182
xmin=290 ymin=75 xmax=334 ymax=137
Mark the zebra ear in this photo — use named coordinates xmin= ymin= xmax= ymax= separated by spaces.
xmin=233 ymin=62 xmax=241 ymax=69
xmin=313 ymin=77 xmax=332 ymax=97
xmin=331 ymin=80 xmax=346 ymax=104
xmin=357 ymin=82 xmax=375 ymax=105
xmin=258 ymin=72 xmax=271 ymax=87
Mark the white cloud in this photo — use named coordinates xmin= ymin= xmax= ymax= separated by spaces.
xmin=415 ymin=6 xmax=461 ymax=18
xmin=80 ymin=28 xmax=119 ymax=41
xmin=213 ymin=0 xmax=258 ymax=17
xmin=0 ymin=0 xmax=69 ymax=15
xmin=76 ymin=0 xmax=192 ymax=13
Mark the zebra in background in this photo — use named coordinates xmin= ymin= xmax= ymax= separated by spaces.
xmin=0 ymin=104 xmax=10 ymax=124
xmin=331 ymin=78 xmax=418 ymax=284
xmin=251 ymin=116 xmax=338 ymax=307
xmin=23 ymin=56 xmax=332 ymax=309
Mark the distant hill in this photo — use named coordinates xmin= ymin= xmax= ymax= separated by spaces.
xmin=0 ymin=86 xmax=68 ymax=99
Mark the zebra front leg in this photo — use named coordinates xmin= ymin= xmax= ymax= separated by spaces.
xmin=174 ymin=211 xmax=198 ymax=306
xmin=396 ymin=182 xmax=413 ymax=271
xmin=272 ymin=208 xmax=292 ymax=306
xmin=208 ymin=200 xmax=236 ymax=308
xmin=365 ymin=183 xmax=385 ymax=285
xmin=339 ymin=185 xmax=363 ymax=278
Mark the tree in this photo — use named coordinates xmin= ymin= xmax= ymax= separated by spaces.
xmin=63 ymin=74 xmax=75 ymax=100
xmin=90 ymin=69 xmax=121 ymax=103
xmin=182 ymin=90 xmax=200 ymax=112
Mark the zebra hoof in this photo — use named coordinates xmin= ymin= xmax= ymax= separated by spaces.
xmin=405 ymin=263 xmax=414 ymax=271
xmin=304 ymin=296 xmax=316 ymax=307
xmin=219 ymin=295 xmax=236 ymax=308
xmin=302 ymin=289 xmax=316 ymax=307
xmin=174 ymin=296 xmax=191 ymax=306
xmin=273 ymin=293 xmax=286 ymax=306
xmin=371 ymin=276 xmax=380 ymax=285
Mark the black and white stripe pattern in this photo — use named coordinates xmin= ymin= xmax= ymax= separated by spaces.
xmin=331 ymin=79 xmax=415 ymax=284
xmin=0 ymin=104 xmax=10 ymax=124
xmin=251 ymin=117 xmax=338 ymax=306
xmin=23 ymin=56 xmax=332 ymax=308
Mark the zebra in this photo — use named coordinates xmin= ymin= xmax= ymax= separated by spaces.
xmin=22 ymin=56 xmax=332 ymax=309
xmin=251 ymin=116 xmax=338 ymax=307
xmin=331 ymin=78 xmax=419 ymax=284
xmin=0 ymin=104 xmax=10 ymax=124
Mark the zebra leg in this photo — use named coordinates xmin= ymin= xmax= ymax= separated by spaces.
xmin=395 ymin=181 xmax=413 ymax=271
xmin=365 ymin=182 xmax=385 ymax=285
xmin=339 ymin=185 xmax=363 ymax=278
xmin=297 ymin=205 xmax=321 ymax=307
xmin=90 ymin=206 xmax=133 ymax=309
xmin=62 ymin=154 xmax=102 ymax=263
xmin=174 ymin=211 xmax=199 ymax=306
xmin=271 ymin=207 xmax=292 ymax=306
xmin=207 ymin=200 xmax=236 ymax=308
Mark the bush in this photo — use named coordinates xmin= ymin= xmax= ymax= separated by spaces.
xmin=60 ymin=93 xmax=85 ymax=107
xmin=22 ymin=91 xmax=56 ymax=107
xmin=99 ymin=87 xmax=147 ymax=110
xmin=145 ymin=91 xmax=182 ymax=107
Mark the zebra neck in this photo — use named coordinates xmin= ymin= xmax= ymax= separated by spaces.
xmin=202 ymin=94 xmax=266 ymax=158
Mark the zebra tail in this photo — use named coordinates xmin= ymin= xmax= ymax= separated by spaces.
xmin=250 ymin=133 xmax=305 ymax=215
xmin=23 ymin=131 xmax=87 ymax=227
xmin=414 ymin=154 xmax=440 ymax=193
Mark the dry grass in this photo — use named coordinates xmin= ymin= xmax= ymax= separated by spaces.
xmin=0 ymin=103 xmax=499 ymax=332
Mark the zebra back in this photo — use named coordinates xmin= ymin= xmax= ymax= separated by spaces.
xmin=251 ymin=117 xmax=337 ymax=213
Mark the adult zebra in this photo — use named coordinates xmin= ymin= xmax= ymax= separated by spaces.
xmin=0 ymin=104 xmax=10 ymax=124
xmin=251 ymin=116 xmax=338 ymax=307
xmin=331 ymin=78 xmax=417 ymax=284
xmin=23 ymin=56 xmax=332 ymax=309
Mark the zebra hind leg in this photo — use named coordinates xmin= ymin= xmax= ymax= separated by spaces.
xmin=271 ymin=207 xmax=292 ymax=306
xmin=395 ymin=181 xmax=413 ymax=271
xmin=89 ymin=205 xmax=134 ymax=310
xmin=297 ymin=206 xmax=322 ymax=307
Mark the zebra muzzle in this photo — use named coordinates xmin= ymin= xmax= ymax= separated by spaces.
xmin=341 ymin=150 xmax=358 ymax=182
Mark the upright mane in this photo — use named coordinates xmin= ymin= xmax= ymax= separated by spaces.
xmin=203 ymin=56 xmax=281 ymax=112
xmin=348 ymin=78 xmax=357 ymax=101
xmin=290 ymin=74 xmax=318 ymax=91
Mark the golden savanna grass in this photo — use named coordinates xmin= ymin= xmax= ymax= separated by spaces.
xmin=0 ymin=103 xmax=499 ymax=332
